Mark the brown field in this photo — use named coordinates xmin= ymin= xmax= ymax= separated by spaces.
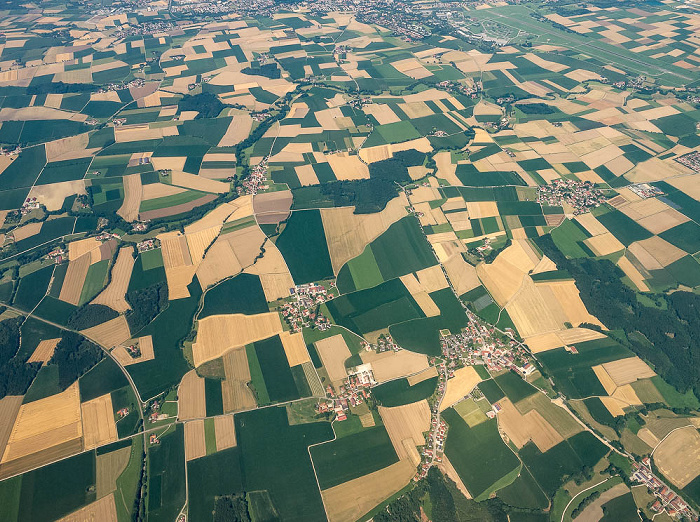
xmin=58 ymin=253 xmax=91 ymax=305
xmin=140 ymin=194 xmax=218 ymax=221
xmin=171 ymin=171 xmax=229 ymax=194
xmin=2 ymin=381 xmax=82 ymax=464
xmin=498 ymin=397 xmax=564 ymax=453
xmin=326 ymin=152 xmax=370 ymax=180
xmin=81 ymin=393 xmax=118 ymax=450
xmin=185 ymin=420 xmax=206 ymax=461
xmin=96 ymin=445 xmax=131 ymax=499
xmin=253 ymin=190 xmax=293 ymax=222
xmin=515 ymin=393 xmax=583 ymax=439
xmin=617 ymin=256 xmax=649 ymax=292
xmin=440 ymin=366 xmax=482 ymax=412
xmin=222 ymin=346 xmax=256 ymax=412
xmin=573 ymin=483 xmax=629 ymax=522
xmin=584 ymin=232 xmax=624 ymax=256
xmin=320 ymin=196 xmax=407 ymax=274
xmin=219 ymin=113 xmax=253 ymax=146
xmin=215 ymin=415 xmax=237 ymax=450
xmin=92 ymin=247 xmax=135 ymax=313
xmin=361 ymin=349 xmax=429 ymax=383
xmin=192 ymin=312 xmax=283 ymax=367
xmin=0 ymin=396 xmax=22 ymax=462
xmin=112 ymin=335 xmax=154 ymax=366
xmin=632 ymin=236 xmax=686 ymax=268
xmin=27 ymin=338 xmax=61 ymax=364
xmin=179 ymin=370 xmax=207 ymax=420
xmin=57 ymin=493 xmax=118 ymax=522
xmin=379 ymin=400 xmax=430 ymax=465
xmin=117 ymin=174 xmax=142 ymax=222
xmin=321 ymin=459 xmax=415 ymax=522
xmin=315 ymin=334 xmax=352 ymax=387
xmin=280 ymin=331 xmax=310 ymax=367
xmin=81 ymin=316 xmax=131 ymax=349
xmin=631 ymin=379 xmax=665 ymax=404
xmin=600 ymin=396 xmax=626 ymax=417
xmin=407 ymin=366 xmax=438 ymax=386
xmin=654 ymin=427 xmax=700 ymax=488
xmin=12 ymin=222 xmax=42 ymax=242
xmin=601 ymin=357 xmax=656 ymax=387
xmin=593 ymin=365 xmax=618 ymax=395
xmin=466 ymin=201 xmax=499 ymax=219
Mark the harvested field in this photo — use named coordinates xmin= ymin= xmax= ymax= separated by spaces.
xmin=321 ymin=459 xmax=415 ymax=522
xmin=638 ymin=209 xmax=689 ymax=234
xmin=361 ymin=349 xmax=429 ymax=383
xmin=57 ymin=493 xmax=118 ymax=522
xmin=96 ymin=445 xmax=131 ymax=498
xmin=638 ymin=428 xmax=661 ymax=449
xmin=219 ymin=113 xmax=253 ymax=146
xmin=185 ymin=420 xmax=206 ymax=461
xmin=541 ymin=280 xmax=602 ymax=329
xmin=654 ymin=427 xmax=700 ymax=488
xmin=222 ymin=347 xmax=256 ymax=412
xmin=406 ymin=290 xmax=439 ymax=317
xmin=81 ymin=316 xmax=131 ymax=348
xmin=498 ymin=397 xmax=563 ymax=453
xmin=617 ymin=256 xmax=649 ymax=292
xmin=379 ymin=400 xmax=431 ymax=466
xmin=179 ymin=370 xmax=206 ymax=420
xmin=296 ymin=164 xmax=320 ymax=186
xmin=112 ymin=335 xmax=154 ymax=366
xmin=612 ymin=385 xmax=642 ymax=408
xmin=402 ymin=265 xmax=448 ymax=293
xmin=320 ymin=196 xmax=408 ymax=274
xmin=584 ymin=232 xmax=624 ymax=256
xmin=601 ymin=357 xmax=656 ymax=387
xmin=327 ymin=152 xmax=370 ymax=180
xmin=68 ymin=238 xmax=102 ymax=261
xmin=186 ymin=226 xmax=220 ymax=264
xmin=192 ymin=312 xmax=284 ymax=367
xmin=525 ymin=328 xmax=606 ymax=354
xmin=159 ymin=231 xmax=195 ymax=299
xmin=244 ymin=240 xmax=295 ymax=302
xmin=439 ymin=455 xmax=472 ymax=499
xmin=440 ymin=366 xmax=482 ymax=412
xmin=12 ymin=222 xmax=42 ymax=242
xmin=360 ymin=413 xmax=375 ymax=427
xmin=573 ymin=483 xmax=629 ymax=522
xmin=315 ymin=334 xmax=352 ymax=387
xmin=0 ymin=437 xmax=84 ymax=481
xmin=280 ymin=331 xmax=310 ymax=367
xmin=0 ymin=396 xmax=22 ymax=462
xmin=506 ymin=277 xmax=568 ymax=338
xmin=58 ymin=253 xmax=91 ymax=305
xmin=27 ymin=338 xmax=60 ymax=364
xmin=214 ymin=414 xmax=236 ymax=450
xmin=117 ymin=174 xmax=142 ymax=222
xmin=600 ymin=396 xmax=626 ymax=417
xmin=593 ymin=366 xmax=618 ymax=396
xmin=29 ymin=180 xmax=87 ymax=211
xmin=92 ymin=247 xmax=135 ymax=313
xmin=141 ymin=183 xmax=187 ymax=200
xmin=197 ymin=224 xmax=265 ymax=289
xmin=477 ymin=245 xmax=533 ymax=306
xmin=253 ymin=190 xmax=293 ymax=224
xmin=442 ymin=254 xmax=481 ymax=296
xmin=1 ymin=381 xmax=82 ymax=464
xmin=466 ymin=201 xmax=499 ymax=219
xmin=171 ymin=171 xmax=229 ymax=193
xmin=632 ymin=236 xmax=686 ymax=268
xmin=407 ymin=366 xmax=438 ymax=386
xmin=81 ymin=393 xmax=118 ymax=450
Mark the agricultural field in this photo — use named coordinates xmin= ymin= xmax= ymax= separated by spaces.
xmin=0 ymin=0 xmax=698 ymax=520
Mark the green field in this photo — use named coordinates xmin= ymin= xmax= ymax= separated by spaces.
xmin=372 ymin=376 xmax=438 ymax=407
xmin=311 ymin=425 xmax=399 ymax=489
xmin=187 ymin=447 xmax=244 ymax=522
xmin=253 ymin=335 xmax=301 ymax=403
xmin=139 ymin=189 xmax=207 ymax=211
xmin=147 ymin=424 xmax=186 ymax=522
xmin=199 ymin=273 xmax=269 ymax=318
xmin=78 ymin=259 xmax=110 ymax=305
xmin=275 ymin=210 xmax=334 ymax=285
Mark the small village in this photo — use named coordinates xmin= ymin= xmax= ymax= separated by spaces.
xmin=632 ymin=458 xmax=698 ymax=521
xmin=675 ymin=150 xmax=700 ymax=173
xmin=537 ymin=179 xmax=606 ymax=215
xmin=279 ymin=282 xmax=334 ymax=332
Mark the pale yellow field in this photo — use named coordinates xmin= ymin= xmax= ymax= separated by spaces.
xmin=11 ymin=222 xmax=42 ymax=242
xmin=321 ymin=196 xmax=408 ymax=274
xmin=117 ymin=174 xmax=142 ymax=222
xmin=632 ymin=236 xmax=686 ymax=268
xmin=186 ymin=226 xmax=220 ymax=264
xmin=584 ymin=232 xmax=624 ymax=256
xmin=81 ymin=393 xmax=118 ymax=450
xmin=379 ymin=400 xmax=430 ymax=465
xmin=96 ymin=446 xmax=131 ymax=499
xmin=196 ymin=238 xmax=243 ymax=290
xmin=316 ymin=334 xmax=352 ymax=387
xmin=593 ymin=365 xmax=618 ymax=395
xmin=219 ymin=113 xmax=253 ymax=146
xmin=359 ymin=138 xmax=432 ymax=163
xmin=215 ymin=415 xmax=237 ymax=450
xmin=222 ymin=347 xmax=256 ymax=412
xmin=638 ymin=208 xmax=689 ymax=234
xmin=410 ymin=291 xmax=440 ymax=317
xmin=29 ymin=180 xmax=87 ymax=212
xmin=363 ymin=103 xmax=400 ymax=124
xmin=637 ymin=428 xmax=661 ymax=449
xmin=57 ymin=493 xmax=118 ymax=522
xmin=141 ymin=183 xmax=187 ymax=200
xmin=439 ymin=455 xmax=472 ymax=499
xmin=0 ymin=396 xmax=22 ymax=463
xmin=477 ymin=241 xmax=538 ymax=306
xmin=171 ymin=171 xmax=229 ymax=193
xmin=280 ymin=331 xmax=310 ymax=367
xmin=243 ymin=245 xmax=295 ymax=302
xmin=506 ymin=277 xmax=568 ymax=338
xmin=179 ymin=370 xmax=206 ymax=420
xmin=295 ymin=164 xmax=320 ymax=186
xmin=526 ymin=327 xmax=606 ymax=353
xmin=601 ymin=356 xmax=656 ymax=387
xmin=361 ymin=349 xmax=429 ymax=383
xmin=407 ymin=366 xmax=438 ymax=386
xmin=92 ymin=247 xmax=135 ymax=313
xmin=68 ymin=237 xmax=103 ymax=261
xmin=27 ymin=338 xmax=60 ymax=364
xmin=2 ymin=382 xmax=82 ymax=464
xmin=600 ymin=396 xmax=626 ymax=417
xmin=58 ymin=253 xmax=91 ymax=306
xmin=185 ymin=420 xmax=206 ymax=461
xmin=442 ymin=253 xmax=481 ymax=296
xmin=541 ymin=280 xmax=603 ymax=329
xmin=326 ymin=152 xmax=370 ymax=180
xmin=440 ymin=366 xmax=482 ymax=411
xmin=193 ymin=312 xmax=283 ymax=367
xmin=654 ymin=427 xmax=700 ymax=488
xmin=612 ymin=385 xmax=643 ymax=408
xmin=498 ymin=397 xmax=563 ymax=453
xmin=616 ymin=256 xmax=649 ymax=292
xmin=81 ymin=316 xmax=131 ymax=349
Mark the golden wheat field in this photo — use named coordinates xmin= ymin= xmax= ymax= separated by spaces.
xmin=81 ymin=393 xmax=118 ymax=450
xmin=315 ymin=334 xmax=352 ymax=387
xmin=654 ymin=428 xmax=700 ymax=488
xmin=222 ymin=347 xmax=256 ymax=412
xmin=440 ymin=366 xmax=482 ymax=412
xmin=178 ymin=370 xmax=207 ymax=420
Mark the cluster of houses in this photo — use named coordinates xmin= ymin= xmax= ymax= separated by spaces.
xmin=136 ymin=238 xmax=159 ymax=253
xmin=0 ymin=146 xmax=21 ymax=156
xmin=280 ymin=283 xmax=333 ymax=332
xmin=116 ymin=407 xmax=130 ymax=419
xmin=631 ymin=458 xmax=697 ymax=520
xmin=435 ymin=79 xmax=479 ymax=98
xmin=675 ymin=151 xmax=700 ymax=173
xmin=361 ymin=333 xmax=400 ymax=354
xmin=21 ymin=197 xmax=41 ymax=214
xmin=628 ymin=182 xmax=665 ymax=199
xmin=239 ymin=158 xmax=269 ymax=195
xmin=315 ymin=364 xmax=375 ymax=421
xmin=537 ymin=179 xmax=605 ymax=215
